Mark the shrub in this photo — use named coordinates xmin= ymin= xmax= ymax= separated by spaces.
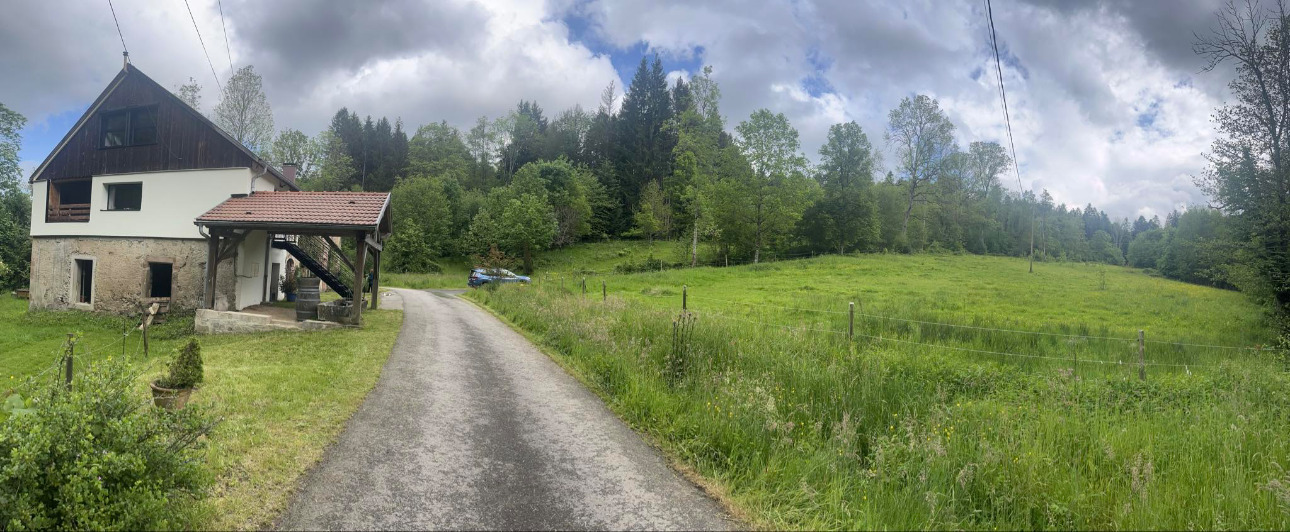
xmin=0 ymin=356 xmax=211 ymax=529
xmin=282 ymin=274 xmax=297 ymax=295
xmin=158 ymin=338 xmax=203 ymax=390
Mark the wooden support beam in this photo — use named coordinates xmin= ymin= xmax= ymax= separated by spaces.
xmin=217 ymin=230 xmax=251 ymax=262
xmin=261 ymin=231 xmax=273 ymax=304
xmin=204 ymin=234 xmax=220 ymax=309
xmin=364 ymin=234 xmax=383 ymax=253
xmin=369 ymin=250 xmax=381 ymax=310
xmin=351 ymin=231 xmax=367 ymax=325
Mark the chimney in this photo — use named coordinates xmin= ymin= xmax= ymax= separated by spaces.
xmin=282 ymin=163 xmax=297 ymax=186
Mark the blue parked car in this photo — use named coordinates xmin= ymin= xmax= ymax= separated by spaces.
xmin=468 ymin=268 xmax=531 ymax=288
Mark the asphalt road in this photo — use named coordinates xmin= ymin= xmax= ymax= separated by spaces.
xmin=278 ymin=288 xmax=736 ymax=531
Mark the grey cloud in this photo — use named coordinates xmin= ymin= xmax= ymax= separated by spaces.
xmin=226 ymin=0 xmax=487 ymax=89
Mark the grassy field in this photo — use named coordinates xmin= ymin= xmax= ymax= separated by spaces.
xmin=467 ymin=248 xmax=1290 ymax=529
xmin=0 ymin=296 xmax=402 ymax=530
xmin=381 ymin=239 xmax=684 ymax=289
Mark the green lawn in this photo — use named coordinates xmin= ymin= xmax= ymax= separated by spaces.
xmin=0 ymin=296 xmax=402 ymax=530
xmin=467 ymin=250 xmax=1290 ymax=529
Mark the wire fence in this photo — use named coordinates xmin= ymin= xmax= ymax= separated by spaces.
xmin=532 ymin=278 xmax=1281 ymax=377
xmin=8 ymin=310 xmax=166 ymax=395
xmin=683 ymin=293 xmax=1284 ymax=353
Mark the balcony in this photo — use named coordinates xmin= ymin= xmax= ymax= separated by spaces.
xmin=47 ymin=203 xmax=90 ymax=223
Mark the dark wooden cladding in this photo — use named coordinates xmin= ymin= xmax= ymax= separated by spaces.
xmin=34 ymin=68 xmax=263 ymax=182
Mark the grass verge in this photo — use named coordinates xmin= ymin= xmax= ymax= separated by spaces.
xmin=0 ymin=296 xmax=403 ymax=530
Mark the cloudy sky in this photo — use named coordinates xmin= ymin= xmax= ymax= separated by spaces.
xmin=1 ymin=0 xmax=1235 ymax=219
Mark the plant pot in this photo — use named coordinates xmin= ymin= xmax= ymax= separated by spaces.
xmin=150 ymin=380 xmax=194 ymax=410
xmin=286 ymin=293 xmax=297 ymax=302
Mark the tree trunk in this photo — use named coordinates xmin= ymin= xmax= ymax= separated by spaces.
xmin=523 ymin=245 xmax=534 ymax=275
xmin=902 ymin=179 xmax=917 ymax=248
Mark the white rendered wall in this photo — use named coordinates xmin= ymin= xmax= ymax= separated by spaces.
xmin=31 ymin=168 xmax=290 ymax=239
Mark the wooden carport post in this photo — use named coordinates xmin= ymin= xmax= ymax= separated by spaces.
xmin=369 ymin=246 xmax=381 ymax=310
xmin=351 ymin=230 xmax=367 ymax=325
xmin=203 ymin=231 xmax=220 ymax=309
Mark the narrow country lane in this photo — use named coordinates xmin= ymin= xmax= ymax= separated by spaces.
xmin=278 ymin=288 xmax=737 ymax=531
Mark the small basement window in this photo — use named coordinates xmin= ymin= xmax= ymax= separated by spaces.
xmin=106 ymin=183 xmax=142 ymax=211
xmin=74 ymin=259 xmax=94 ymax=304
xmin=148 ymin=262 xmax=172 ymax=298
xmin=100 ymin=107 xmax=158 ymax=148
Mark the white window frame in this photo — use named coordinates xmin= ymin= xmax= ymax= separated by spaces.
xmin=105 ymin=182 xmax=143 ymax=211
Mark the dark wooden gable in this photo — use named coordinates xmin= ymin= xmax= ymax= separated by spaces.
xmin=32 ymin=65 xmax=279 ymax=184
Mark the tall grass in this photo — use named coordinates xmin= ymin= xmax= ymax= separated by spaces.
xmin=468 ymin=267 xmax=1290 ymax=529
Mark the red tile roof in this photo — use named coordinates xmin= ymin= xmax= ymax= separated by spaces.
xmin=196 ymin=191 xmax=390 ymax=229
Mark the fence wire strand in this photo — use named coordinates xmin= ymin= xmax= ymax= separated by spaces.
xmin=691 ymin=308 xmax=1212 ymax=368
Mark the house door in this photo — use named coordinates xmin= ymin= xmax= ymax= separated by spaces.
xmin=270 ymin=263 xmax=281 ymax=302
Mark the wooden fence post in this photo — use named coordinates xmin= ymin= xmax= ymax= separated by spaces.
xmin=683 ymin=285 xmax=688 ymax=311
xmin=64 ymin=333 xmax=74 ymax=389
xmin=142 ymin=303 xmax=158 ymax=358
xmin=581 ymin=277 xmax=587 ymax=298
xmin=849 ymin=302 xmax=855 ymax=340
xmin=602 ymin=280 xmax=606 ymax=302
xmin=1138 ymin=330 xmax=1146 ymax=381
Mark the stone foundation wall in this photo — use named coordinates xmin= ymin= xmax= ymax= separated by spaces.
xmin=193 ymin=309 xmax=340 ymax=334
xmin=30 ymin=237 xmax=237 ymax=314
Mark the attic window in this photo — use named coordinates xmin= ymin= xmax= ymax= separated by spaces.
xmin=100 ymin=107 xmax=158 ymax=148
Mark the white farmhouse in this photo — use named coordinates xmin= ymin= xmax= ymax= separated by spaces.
xmin=27 ymin=62 xmax=388 ymax=324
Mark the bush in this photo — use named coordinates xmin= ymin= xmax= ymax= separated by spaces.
xmin=158 ymin=338 xmax=203 ymax=390
xmin=0 ymin=356 xmax=211 ymax=529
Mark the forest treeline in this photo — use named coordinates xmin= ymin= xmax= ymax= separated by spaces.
xmin=0 ymin=42 xmax=1283 ymax=317
xmin=253 ymin=57 xmax=1250 ymax=297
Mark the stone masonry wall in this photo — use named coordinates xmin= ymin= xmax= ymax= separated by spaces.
xmin=30 ymin=237 xmax=237 ymax=314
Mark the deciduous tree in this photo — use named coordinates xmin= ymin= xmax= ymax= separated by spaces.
xmin=213 ymin=65 xmax=274 ymax=152
xmin=886 ymin=95 xmax=956 ymax=251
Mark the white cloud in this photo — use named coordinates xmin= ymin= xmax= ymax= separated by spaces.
xmin=2 ymin=0 xmax=1230 ymax=219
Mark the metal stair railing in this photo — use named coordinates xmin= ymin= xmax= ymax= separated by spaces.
xmin=275 ymin=235 xmax=356 ymax=297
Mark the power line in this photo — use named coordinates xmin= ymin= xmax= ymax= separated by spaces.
xmin=184 ymin=0 xmax=223 ymax=93
xmin=986 ymin=0 xmax=1036 ymax=272
xmin=217 ymin=0 xmax=233 ymax=72
xmin=106 ymin=0 xmax=128 ymax=56
xmin=986 ymin=0 xmax=1022 ymax=193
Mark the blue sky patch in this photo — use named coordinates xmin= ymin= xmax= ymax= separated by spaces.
xmin=19 ymin=106 xmax=85 ymax=166
xmin=560 ymin=9 xmax=704 ymax=86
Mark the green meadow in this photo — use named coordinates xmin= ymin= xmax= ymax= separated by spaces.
xmin=465 ymin=244 xmax=1290 ymax=529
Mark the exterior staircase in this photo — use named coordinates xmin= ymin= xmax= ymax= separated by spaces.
xmin=272 ymin=235 xmax=355 ymax=298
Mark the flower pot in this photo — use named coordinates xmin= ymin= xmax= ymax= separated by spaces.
xmin=150 ymin=380 xmax=194 ymax=410
xmin=286 ymin=293 xmax=297 ymax=302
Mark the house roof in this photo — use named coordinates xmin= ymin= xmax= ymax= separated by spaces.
xmin=29 ymin=62 xmax=297 ymax=190
xmin=195 ymin=191 xmax=391 ymax=233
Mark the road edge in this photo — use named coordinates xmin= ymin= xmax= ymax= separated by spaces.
xmin=456 ymin=290 xmax=758 ymax=530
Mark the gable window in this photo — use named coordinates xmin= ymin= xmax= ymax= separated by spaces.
xmin=106 ymin=183 xmax=142 ymax=211
xmin=100 ymin=107 xmax=157 ymax=148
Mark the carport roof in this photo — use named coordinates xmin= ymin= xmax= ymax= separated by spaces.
xmin=196 ymin=191 xmax=391 ymax=233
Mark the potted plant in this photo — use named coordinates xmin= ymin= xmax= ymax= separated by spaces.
xmin=150 ymin=338 xmax=203 ymax=410
xmin=283 ymin=273 xmax=298 ymax=302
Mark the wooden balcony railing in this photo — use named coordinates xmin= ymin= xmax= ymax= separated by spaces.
xmin=47 ymin=203 xmax=90 ymax=223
